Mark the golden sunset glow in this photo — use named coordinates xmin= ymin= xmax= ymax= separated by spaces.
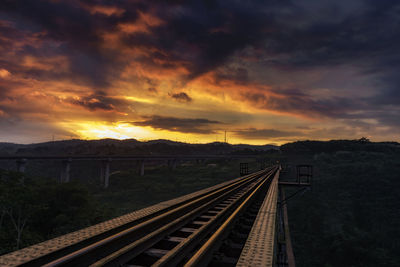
xmin=0 ymin=1 xmax=398 ymax=145
xmin=124 ymin=96 xmax=155 ymax=104
xmin=61 ymin=122 xmax=157 ymax=140
xmin=0 ymin=3 xmax=398 ymax=266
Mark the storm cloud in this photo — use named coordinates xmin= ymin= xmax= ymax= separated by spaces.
xmin=169 ymin=92 xmax=192 ymax=103
xmin=1 ymin=0 xmax=400 ymax=143
xmin=66 ymin=93 xmax=122 ymax=111
xmin=131 ymin=116 xmax=221 ymax=134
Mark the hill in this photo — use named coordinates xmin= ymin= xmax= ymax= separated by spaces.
xmin=0 ymin=139 xmax=279 ymax=157
xmin=281 ymin=139 xmax=400 ymax=155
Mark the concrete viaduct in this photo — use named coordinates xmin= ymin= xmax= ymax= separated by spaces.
xmin=0 ymin=155 xmax=259 ymax=188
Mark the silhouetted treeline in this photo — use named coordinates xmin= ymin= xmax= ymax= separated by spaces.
xmin=0 ymin=139 xmax=277 ymax=156
xmin=281 ymin=138 xmax=400 ymax=154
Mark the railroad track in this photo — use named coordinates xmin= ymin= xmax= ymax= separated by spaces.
xmin=20 ymin=166 xmax=279 ymax=267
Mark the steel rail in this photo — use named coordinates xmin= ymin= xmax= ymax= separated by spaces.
xmin=184 ymin=168 xmax=279 ymax=266
xmin=41 ymin=168 xmax=273 ymax=266
xmin=152 ymin=167 xmax=277 ymax=267
xmin=18 ymin=170 xmax=267 ymax=267
xmin=89 ymin=167 xmax=277 ymax=267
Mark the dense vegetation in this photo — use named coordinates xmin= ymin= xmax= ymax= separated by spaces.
xmin=0 ymin=171 xmax=108 ymax=254
xmin=0 ymin=158 xmax=259 ymax=255
xmin=285 ymin=140 xmax=400 ymax=267
xmin=0 ymin=139 xmax=277 ymax=157
xmin=0 ymin=138 xmax=276 ymax=255
xmin=1 ymin=138 xmax=399 ymax=267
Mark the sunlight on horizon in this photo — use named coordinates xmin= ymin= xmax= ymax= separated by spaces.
xmin=56 ymin=121 xmax=282 ymax=145
xmin=61 ymin=122 xmax=157 ymax=140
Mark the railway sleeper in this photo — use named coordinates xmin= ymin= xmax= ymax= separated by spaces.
xmin=131 ymin=179 xmax=272 ymax=266
xmin=205 ymin=194 xmax=269 ymax=266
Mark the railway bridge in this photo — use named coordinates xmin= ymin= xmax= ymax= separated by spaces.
xmin=0 ymin=155 xmax=260 ymax=188
xmin=0 ymin=165 xmax=311 ymax=266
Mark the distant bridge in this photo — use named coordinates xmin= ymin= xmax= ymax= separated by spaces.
xmin=0 ymin=154 xmax=262 ymax=188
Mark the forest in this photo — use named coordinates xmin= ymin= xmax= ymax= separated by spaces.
xmin=0 ymin=157 xmax=255 ymax=255
xmin=0 ymin=139 xmax=399 ymax=267
xmin=284 ymin=139 xmax=400 ymax=267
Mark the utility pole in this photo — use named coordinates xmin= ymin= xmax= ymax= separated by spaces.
xmin=224 ymin=131 xmax=227 ymax=143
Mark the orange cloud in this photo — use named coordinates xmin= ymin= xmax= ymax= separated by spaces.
xmin=22 ymin=55 xmax=69 ymax=72
xmin=1 ymin=0 xmax=397 ymax=144
xmin=84 ymin=4 xmax=125 ymax=17
xmin=118 ymin=11 xmax=163 ymax=34
xmin=0 ymin=68 xmax=11 ymax=78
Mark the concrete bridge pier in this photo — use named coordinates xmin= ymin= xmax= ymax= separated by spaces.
xmin=258 ymin=160 xmax=266 ymax=170
xmin=100 ymin=159 xmax=111 ymax=188
xmin=139 ymin=160 xmax=145 ymax=176
xmin=168 ymin=159 xmax=177 ymax=170
xmin=16 ymin=158 xmax=27 ymax=173
xmin=60 ymin=158 xmax=72 ymax=183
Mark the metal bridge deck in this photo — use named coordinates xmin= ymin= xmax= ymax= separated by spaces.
xmin=237 ymin=169 xmax=280 ymax=266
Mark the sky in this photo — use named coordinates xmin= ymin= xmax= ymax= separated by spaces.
xmin=0 ymin=0 xmax=399 ymax=145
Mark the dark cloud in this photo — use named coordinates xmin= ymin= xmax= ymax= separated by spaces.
xmin=1 ymin=0 xmax=400 ymax=139
xmin=0 ymin=0 xmax=139 ymax=87
xmin=256 ymin=2 xmax=400 ymax=67
xmin=0 ymin=20 xmax=26 ymax=52
xmin=169 ymin=92 xmax=192 ymax=103
xmin=340 ymin=110 xmax=400 ymax=130
xmin=240 ymin=91 xmax=364 ymax=118
xmin=130 ymin=115 xmax=221 ymax=134
xmin=0 ymin=0 xmax=286 ymax=85
xmin=120 ymin=0 xmax=279 ymax=80
xmin=66 ymin=93 xmax=125 ymax=111
xmin=233 ymin=128 xmax=301 ymax=140
xmin=2 ymin=0 xmax=399 ymax=87
xmin=0 ymin=118 xmax=77 ymax=144
xmin=147 ymin=87 xmax=158 ymax=94
xmin=1 ymin=1 xmax=399 ymax=76
xmin=258 ymin=1 xmax=400 ymax=113
xmin=213 ymin=67 xmax=249 ymax=85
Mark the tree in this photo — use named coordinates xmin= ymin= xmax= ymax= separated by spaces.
xmin=358 ymin=137 xmax=370 ymax=143
xmin=0 ymin=171 xmax=36 ymax=249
